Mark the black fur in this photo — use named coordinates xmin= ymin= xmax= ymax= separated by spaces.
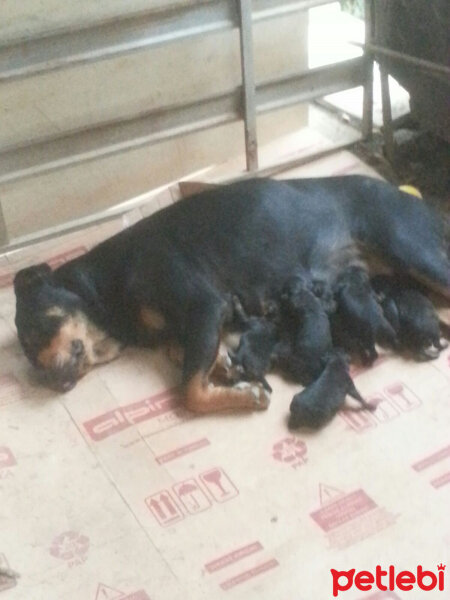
xmin=372 ymin=275 xmax=447 ymax=359
xmin=332 ymin=266 xmax=397 ymax=364
xmin=13 ymin=176 xmax=450 ymax=396
xmin=274 ymin=272 xmax=333 ymax=382
xmin=288 ymin=350 xmax=373 ymax=429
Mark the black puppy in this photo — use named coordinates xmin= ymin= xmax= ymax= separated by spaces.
xmin=229 ymin=316 xmax=278 ymax=392
xmin=372 ymin=275 xmax=447 ymax=359
xmin=288 ymin=351 xmax=373 ymax=429
xmin=274 ymin=272 xmax=333 ymax=382
xmin=332 ymin=266 xmax=397 ymax=364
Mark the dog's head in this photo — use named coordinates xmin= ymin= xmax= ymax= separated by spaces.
xmin=14 ymin=263 xmax=120 ymax=391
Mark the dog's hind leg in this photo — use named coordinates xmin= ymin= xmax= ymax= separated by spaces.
xmin=182 ymin=299 xmax=270 ymax=413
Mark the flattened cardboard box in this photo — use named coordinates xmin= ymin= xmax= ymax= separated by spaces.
xmin=0 ymin=154 xmax=449 ymax=600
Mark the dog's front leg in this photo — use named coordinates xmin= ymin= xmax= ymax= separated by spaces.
xmin=181 ymin=300 xmax=270 ymax=414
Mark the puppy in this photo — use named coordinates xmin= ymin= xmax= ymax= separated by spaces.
xmin=229 ymin=316 xmax=277 ymax=391
xmin=372 ymin=275 xmax=447 ymax=359
xmin=332 ymin=266 xmax=397 ymax=364
xmin=275 ymin=272 xmax=333 ymax=382
xmin=288 ymin=350 xmax=373 ymax=429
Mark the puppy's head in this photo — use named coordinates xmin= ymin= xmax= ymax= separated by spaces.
xmin=14 ymin=263 xmax=117 ymax=391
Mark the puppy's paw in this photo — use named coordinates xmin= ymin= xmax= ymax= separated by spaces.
xmin=212 ymin=346 xmax=243 ymax=382
xmin=234 ymin=381 xmax=271 ymax=410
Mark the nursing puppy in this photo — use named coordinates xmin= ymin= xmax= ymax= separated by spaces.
xmin=229 ymin=316 xmax=277 ymax=391
xmin=274 ymin=271 xmax=333 ymax=382
xmin=332 ymin=266 xmax=397 ymax=364
xmin=372 ymin=275 xmax=447 ymax=359
xmin=288 ymin=350 xmax=373 ymax=429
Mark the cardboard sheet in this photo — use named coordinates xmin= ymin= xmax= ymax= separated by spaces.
xmin=1 ymin=148 xmax=449 ymax=600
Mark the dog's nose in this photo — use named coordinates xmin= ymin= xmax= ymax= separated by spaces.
xmin=60 ymin=379 xmax=76 ymax=392
xmin=71 ymin=338 xmax=84 ymax=358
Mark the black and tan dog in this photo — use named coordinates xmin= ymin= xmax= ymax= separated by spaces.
xmin=14 ymin=176 xmax=450 ymax=413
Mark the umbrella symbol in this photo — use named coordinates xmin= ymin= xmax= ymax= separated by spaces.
xmin=177 ymin=482 xmax=200 ymax=509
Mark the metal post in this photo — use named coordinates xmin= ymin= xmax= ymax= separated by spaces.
xmin=361 ymin=0 xmax=374 ymax=139
xmin=380 ymin=65 xmax=395 ymax=163
xmin=238 ymin=0 xmax=258 ymax=171
xmin=0 ymin=202 xmax=8 ymax=246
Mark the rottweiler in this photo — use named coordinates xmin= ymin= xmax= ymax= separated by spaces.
xmin=274 ymin=271 xmax=333 ymax=382
xmin=14 ymin=176 xmax=450 ymax=413
xmin=288 ymin=350 xmax=373 ymax=429
xmin=331 ymin=265 xmax=398 ymax=364
xmin=229 ymin=316 xmax=277 ymax=392
xmin=372 ymin=274 xmax=448 ymax=359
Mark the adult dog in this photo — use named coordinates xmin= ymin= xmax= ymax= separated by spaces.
xmin=14 ymin=176 xmax=449 ymax=413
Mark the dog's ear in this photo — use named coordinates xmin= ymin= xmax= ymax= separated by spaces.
xmin=58 ymin=266 xmax=106 ymax=320
xmin=14 ymin=263 xmax=54 ymax=295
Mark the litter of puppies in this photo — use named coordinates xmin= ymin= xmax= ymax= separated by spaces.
xmin=229 ymin=271 xmax=448 ymax=430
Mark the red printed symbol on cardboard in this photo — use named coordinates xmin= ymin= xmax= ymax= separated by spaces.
xmin=311 ymin=486 xmax=395 ymax=549
xmin=96 ymin=584 xmax=124 ymax=600
xmin=173 ymin=479 xmax=211 ymax=514
xmin=95 ymin=583 xmax=151 ymax=600
xmin=385 ymin=382 xmax=420 ymax=410
xmin=145 ymin=490 xmax=184 ymax=526
xmin=272 ymin=437 xmax=307 ymax=468
xmin=372 ymin=394 xmax=400 ymax=423
xmin=319 ymin=483 xmax=344 ymax=506
xmin=0 ymin=446 xmax=16 ymax=480
xmin=49 ymin=531 xmax=90 ymax=566
xmin=0 ymin=554 xmax=17 ymax=592
xmin=200 ymin=468 xmax=238 ymax=502
xmin=0 ymin=447 xmax=16 ymax=469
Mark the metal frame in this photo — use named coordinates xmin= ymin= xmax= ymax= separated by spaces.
xmin=0 ymin=0 xmax=374 ymax=247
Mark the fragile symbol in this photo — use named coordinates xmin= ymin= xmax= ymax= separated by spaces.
xmin=272 ymin=437 xmax=307 ymax=468
xmin=173 ymin=479 xmax=211 ymax=514
xmin=145 ymin=490 xmax=184 ymax=526
xmin=199 ymin=468 xmax=239 ymax=502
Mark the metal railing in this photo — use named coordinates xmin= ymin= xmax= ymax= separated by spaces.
xmin=0 ymin=0 xmax=374 ymax=247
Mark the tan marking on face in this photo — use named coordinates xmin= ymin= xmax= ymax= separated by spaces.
xmin=37 ymin=311 xmax=122 ymax=374
xmin=46 ymin=306 xmax=67 ymax=318
xmin=165 ymin=341 xmax=184 ymax=366
xmin=140 ymin=307 xmax=166 ymax=331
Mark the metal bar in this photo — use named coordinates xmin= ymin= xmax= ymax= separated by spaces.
xmin=1 ymin=140 xmax=357 ymax=254
xmin=238 ymin=0 xmax=258 ymax=171
xmin=227 ymin=140 xmax=357 ymax=182
xmin=351 ymin=41 xmax=450 ymax=77
xmin=379 ymin=66 xmax=395 ymax=164
xmin=0 ymin=57 xmax=365 ymax=185
xmin=256 ymin=56 xmax=365 ymax=113
xmin=361 ymin=0 xmax=374 ymax=139
xmin=0 ymin=201 xmax=8 ymax=246
xmin=0 ymin=0 xmax=334 ymax=82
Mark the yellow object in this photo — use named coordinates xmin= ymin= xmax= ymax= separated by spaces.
xmin=399 ymin=184 xmax=422 ymax=198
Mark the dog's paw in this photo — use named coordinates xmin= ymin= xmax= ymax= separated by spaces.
xmin=234 ymin=381 xmax=271 ymax=410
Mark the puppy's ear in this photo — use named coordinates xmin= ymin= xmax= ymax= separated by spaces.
xmin=14 ymin=263 xmax=53 ymax=295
